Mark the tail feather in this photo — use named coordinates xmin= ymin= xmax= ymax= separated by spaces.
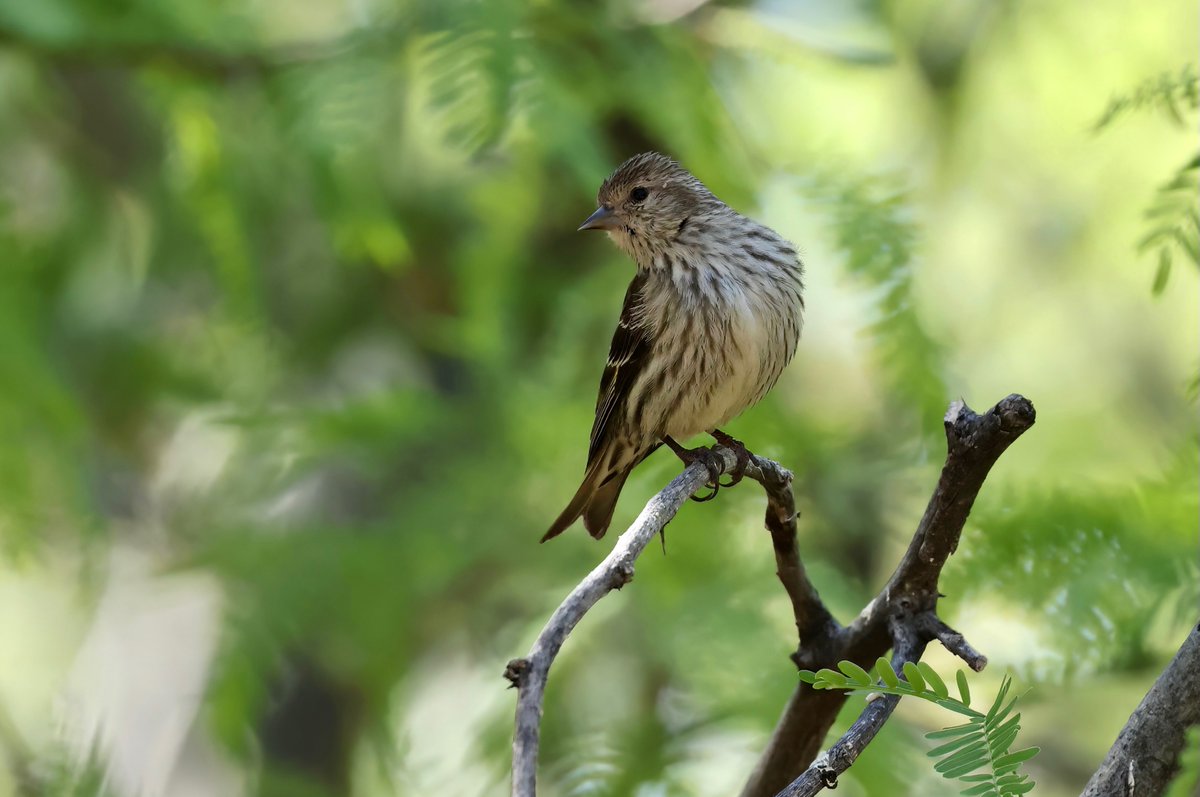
xmin=543 ymin=445 xmax=659 ymax=543
xmin=581 ymin=468 xmax=632 ymax=540
xmin=541 ymin=470 xmax=599 ymax=543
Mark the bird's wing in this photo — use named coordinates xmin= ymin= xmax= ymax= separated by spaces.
xmin=588 ymin=272 xmax=652 ymax=466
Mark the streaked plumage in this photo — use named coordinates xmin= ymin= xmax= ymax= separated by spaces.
xmin=543 ymin=152 xmax=804 ymax=541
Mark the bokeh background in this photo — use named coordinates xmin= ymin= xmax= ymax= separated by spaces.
xmin=0 ymin=0 xmax=1197 ymax=795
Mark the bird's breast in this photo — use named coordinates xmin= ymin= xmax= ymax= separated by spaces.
xmin=651 ymin=269 xmax=800 ymax=440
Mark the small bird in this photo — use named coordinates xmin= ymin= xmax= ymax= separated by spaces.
xmin=542 ymin=152 xmax=804 ymax=542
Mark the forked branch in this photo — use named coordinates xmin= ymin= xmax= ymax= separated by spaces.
xmin=508 ymin=395 xmax=1036 ymax=797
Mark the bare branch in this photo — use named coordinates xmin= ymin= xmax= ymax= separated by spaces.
xmin=741 ymin=394 xmax=1035 ymax=797
xmin=1081 ymin=622 xmax=1200 ymax=797
xmin=509 ymin=447 xmax=831 ymax=796
xmin=509 ymin=395 xmax=1035 ymax=797
xmin=915 ymin=612 xmax=988 ymax=672
xmin=773 ymin=615 xmax=929 ymax=797
xmin=508 ymin=456 xmax=718 ymax=796
xmin=743 ymin=456 xmax=841 ymax=650
xmin=846 ymin=394 xmax=1037 ymax=645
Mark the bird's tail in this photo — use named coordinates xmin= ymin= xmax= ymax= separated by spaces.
xmin=542 ymin=448 xmax=646 ymax=542
xmin=580 ymin=468 xmax=632 ymax=540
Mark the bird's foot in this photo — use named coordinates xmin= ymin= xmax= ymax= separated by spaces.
xmin=663 ymin=436 xmax=725 ymax=502
xmin=711 ymin=429 xmax=752 ymax=487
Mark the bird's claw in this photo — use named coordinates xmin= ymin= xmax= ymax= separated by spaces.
xmin=712 ymin=430 xmax=752 ymax=488
xmin=689 ymin=447 xmax=726 ymax=502
xmin=662 ymin=436 xmax=733 ymax=503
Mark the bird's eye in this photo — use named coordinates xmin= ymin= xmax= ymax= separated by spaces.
xmin=630 ymin=186 xmax=649 ymax=203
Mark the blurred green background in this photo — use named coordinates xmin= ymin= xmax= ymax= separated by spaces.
xmin=0 ymin=0 xmax=1196 ymax=795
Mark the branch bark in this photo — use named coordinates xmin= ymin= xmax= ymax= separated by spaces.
xmin=742 ymin=394 xmax=1036 ymax=797
xmin=508 ymin=394 xmax=1035 ymax=797
xmin=507 ymin=449 xmax=829 ymax=797
xmin=774 ymin=614 xmax=929 ymax=797
xmin=745 ymin=456 xmax=841 ymax=649
xmin=1081 ymin=622 xmax=1200 ymax=797
xmin=507 ymin=455 xmax=719 ymax=797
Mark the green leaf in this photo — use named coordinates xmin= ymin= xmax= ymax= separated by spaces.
xmin=903 ymin=661 xmax=927 ymax=693
xmin=986 ymin=696 xmax=1020 ymax=730
xmin=937 ymin=738 xmax=988 ymax=763
xmin=941 ymin=755 xmax=991 ymax=779
xmin=989 ymin=713 xmax=1022 ymax=754
xmin=928 ymin=731 xmax=986 ymax=758
xmin=927 ymin=720 xmax=984 ymax=740
xmin=957 ymin=670 xmax=972 ymax=706
xmin=919 ymin=662 xmax=950 ymax=698
xmin=985 ymin=677 xmax=1012 ymax=724
xmin=877 ymin=657 xmax=900 ymax=688
xmin=1005 ymin=781 xmax=1036 ymax=795
xmin=1152 ymin=246 xmax=1171 ymax=295
xmin=838 ymin=660 xmax=874 ymax=686
xmin=992 ymin=712 xmax=1021 ymax=735
xmin=993 ymin=747 xmax=1040 ymax=772
xmin=815 ymin=668 xmax=848 ymax=688
xmin=936 ymin=698 xmax=985 ymax=717
xmin=934 ymin=741 xmax=988 ymax=772
xmin=962 ymin=782 xmax=999 ymax=796
xmin=798 ymin=670 xmax=817 ymax=684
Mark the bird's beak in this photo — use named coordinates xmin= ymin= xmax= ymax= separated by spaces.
xmin=578 ymin=205 xmax=619 ymax=232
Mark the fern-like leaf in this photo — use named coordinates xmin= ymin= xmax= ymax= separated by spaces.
xmin=799 ymin=663 xmax=1040 ymax=796
xmin=1137 ymin=154 xmax=1200 ymax=294
xmin=1093 ymin=65 xmax=1199 ymax=130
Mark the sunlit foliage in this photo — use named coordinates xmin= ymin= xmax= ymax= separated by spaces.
xmin=0 ymin=1 xmax=1195 ymax=796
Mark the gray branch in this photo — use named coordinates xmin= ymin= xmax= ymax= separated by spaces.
xmin=774 ymin=614 xmax=929 ymax=797
xmin=508 ymin=394 xmax=1035 ymax=797
xmin=1081 ymin=622 xmax=1200 ymax=797
xmin=743 ymin=394 xmax=1036 ymax=797
xmin=744 ymin=455 xmax=841 ymax=648
xmin=915 ymin=612 xmax=989 ymax=673
xmin=507 ymin=448 xmax=830 ymax=797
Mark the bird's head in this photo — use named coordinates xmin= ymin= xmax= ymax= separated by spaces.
xmin=579 ymin=152 xmax=718 ymax=261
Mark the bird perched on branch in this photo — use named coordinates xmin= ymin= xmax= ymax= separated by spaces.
xmin=543 ymin=152 xmax=804 ymax=542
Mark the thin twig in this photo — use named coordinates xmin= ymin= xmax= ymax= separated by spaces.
xmin=508 ymin=456 xmax=717 ymax=796
xmin=744 ymin=456 xmax=841 ymax=650
xmin=915 ymin=612 xmax=988 ymax=672
xmin=846 ymin=395 xmax=1037 ymax=645
xmin=509 ymin=447 xmax=825 ymax=796
xmin=773 ymin=614 xmax=929 ymax=797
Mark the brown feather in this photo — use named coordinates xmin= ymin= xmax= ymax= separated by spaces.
xmin=581 ymin=467 xmax=631 ymax=539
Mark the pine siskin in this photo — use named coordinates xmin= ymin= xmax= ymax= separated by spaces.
xmin=543 ymin=152 xmax=804 ymax=542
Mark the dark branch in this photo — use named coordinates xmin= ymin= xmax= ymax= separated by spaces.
xmin=915 ymin=612 xmax=988 ymax=672
xmin=741 ymin=394 xmax=1035 ymax=797
xmin=1081 ymin=622 xmax=1200 ymax=797
xmin=774 ymin=614 xmax=929 ymax=797
xmin=743 ymin=455 xmax=841 ymax=650
xmin=846 ymin=394 xmax=1037 ymax=644
xmin=509 ymin=395 xmax=1034 ymax=797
